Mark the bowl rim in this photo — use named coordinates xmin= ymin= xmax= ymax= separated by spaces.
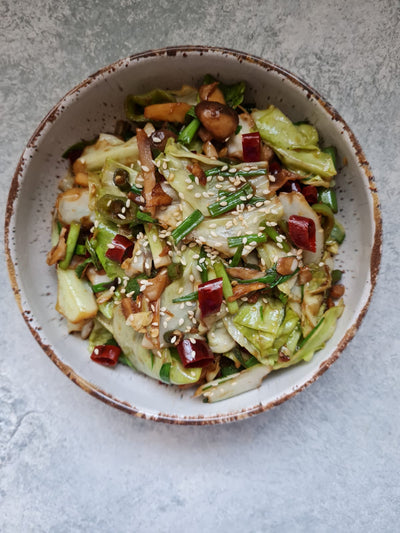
xmin=4 ymin=45 xmax=382 ymax=425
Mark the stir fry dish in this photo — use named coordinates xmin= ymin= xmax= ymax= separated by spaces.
xmin=47 ymin=76 xmax=345 ymax=402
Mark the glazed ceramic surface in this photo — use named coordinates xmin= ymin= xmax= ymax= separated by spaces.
xmin=5 ymin=46 xmax=381 ymax=424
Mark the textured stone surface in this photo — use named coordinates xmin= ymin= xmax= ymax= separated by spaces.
xmin=0 ymin=0 xmax=399 ymax=531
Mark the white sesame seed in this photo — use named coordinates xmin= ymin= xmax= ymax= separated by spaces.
xmin=153 ymin=136 xmax=161 ymax=143
xmin=178 ymin=318 xmax=185 ymax=326
xmin=141 ymin=165 xmax=149 ymax=172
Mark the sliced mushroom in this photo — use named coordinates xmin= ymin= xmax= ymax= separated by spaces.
xmin=46 ymin=227 xmax=67 ymax=266
xmin=228 ymin=282 xmax=267 ymax=302
xmin=226 ymin=267 xmax=262 ymax=280
xmin=195 ymin=101 xmax=238 ymax=142
xmin=198 ymin=82 xmax=226 ymax=104
xmin=142 ymin=268 xmax=169 ymax=301
xmin=150 ymin=128 xmax=177 ymax=152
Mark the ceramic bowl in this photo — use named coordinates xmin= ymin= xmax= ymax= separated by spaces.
xmin=5 ymin=46 xmax=381 ymax=424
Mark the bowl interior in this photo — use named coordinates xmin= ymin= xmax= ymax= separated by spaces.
xmin=6 ymin=47 xmax=380 ymax=423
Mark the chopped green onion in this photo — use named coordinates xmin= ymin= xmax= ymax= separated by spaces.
xmin=130 ymin=183 xmax=143 ymax=195
xmin=172 ymin=291 xmax=198 ymax=303
xmin=318 ymin=188 xmax=338 ymax=213
xmin=331 ymin=269 xmax=343 ymax=283
xmin=214 ymin=261 xmax=238 ymax=314
xmin=265 ymin=226 xmax=291 ymax=253
xmin=247 ymin=196 xmax=268 ymax=206
xmin=137 ymin=211 xmax=157 ymax=223
xmin=159 ymin=363 xmax=171 ymax=384
xmin=208 ymin=183 xmax=254 ymax=217
xmin=75 ymin=244 xmax=86 ymax=256
xmin=118 ymin=353 xmax=134 ymax=368
xmin=230 ymin=244 xmax=244 ymax=267
xmin=330 ymin=221 xmax=346 ymax=244
xmin=91 ymin=280 xmax=116 ymax=293
xmin=198 ymin=247 xmax=208 ymax=283
xmin=220 ymin=364 xmax=238 ymax=378
xmin=205 ymin=167 xmax=267 ymax=178
xmin=178 ymin=118 xmax=201 ymax=145
xmin=244 ymin=355 xmax=259 ymax=368
xmin=59 ymin=222 xmax=81 ymax=270
xmin=171 ymin=209 xmax=204 ymax=243
xmin=228 ymin=233 xmax=267 ymax=248
xmin=237 ymin=264 xmax=298 ymax=288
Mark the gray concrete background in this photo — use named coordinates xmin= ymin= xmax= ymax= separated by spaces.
xmin=1 ymin=1 xmax=399 ymax=531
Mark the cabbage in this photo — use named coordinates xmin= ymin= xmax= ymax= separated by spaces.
xmin=113 ymin=305 xmax=201 ymax=385
xmin=159 ymin=247 xmax=201 ymax=345
xmin=252 ymin=106 xmax=336 ymax=178
xmin=233 ymin=299 xmax=285 ymax=358
xmin=207 ymin=320 xmax=236 ymax=353
xmin=94 ymin=222 xmax=126 ymax=279
xmin=195 ymin=363 xmax=271 ymax=403
xmin=252 ymin=107 xmax=319 ymax=150
xmin=275 ymin=301 xmax=344 ymax=369
xmin=275 ymin=147 xmax=337 ymax=179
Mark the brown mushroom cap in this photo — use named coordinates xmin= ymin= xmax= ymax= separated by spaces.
xmin=195 ymin=101 xmax=239 ymax=142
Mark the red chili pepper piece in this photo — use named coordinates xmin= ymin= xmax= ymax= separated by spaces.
xmin=105 ymin=234 xmax=134 ymax=264
xmin=90 ymin=344 xmax=121 ymax=367
xmin=177 ymin=338 xmax=215 ymax=368
xmin=288 ymin=215 xmax=316 ymax=252
xmin=269 ymin=160 xmax=282 ymax=176
xmin=242 ymin=132 xmax=261 ymax=162
xmin=198 ymin=277 xmax=223 ymax=318
xmin=302 ymin=185 xmax=318 ymax=205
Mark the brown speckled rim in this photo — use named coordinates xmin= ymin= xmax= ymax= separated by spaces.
xmin=5 ymin=45 xmax=382 ymax=425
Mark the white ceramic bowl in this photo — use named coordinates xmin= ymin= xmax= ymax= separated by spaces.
xmin=5 ymin=46 xmax=381 ymax=424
